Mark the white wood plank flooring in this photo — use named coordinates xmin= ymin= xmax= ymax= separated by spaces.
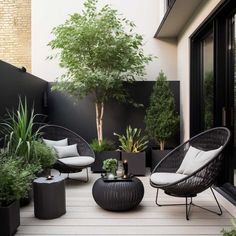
xmin=17 ymin=170 xmax=234 ymax=236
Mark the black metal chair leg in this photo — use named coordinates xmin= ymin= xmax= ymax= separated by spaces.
xmin=155 ymin=188 xmax=222 ymax=220
xmin=191 ymin=187 xmax=222 ymax=216
xmin=66 ymin=168 xmax=89 ymax=183
xmin=155 ymin=189 xmax=187 ymax=207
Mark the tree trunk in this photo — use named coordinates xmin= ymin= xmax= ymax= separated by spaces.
xmin=95 ymin=102 xmax=104 ymax=146
xmin=160 ymin=141 xmax=165 ymax=151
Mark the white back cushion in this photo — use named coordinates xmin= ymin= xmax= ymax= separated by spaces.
xmin=183 ymin=146 xmax=222 ymax=175
xmin=54 ymin=144 xmax=79 ymax=158
xmin=176 ymin=146 xmax=201 ymax=174
xmin=43 ymin=138 xmax=68 ymax=148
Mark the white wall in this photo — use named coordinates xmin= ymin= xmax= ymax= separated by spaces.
xmin=177 ymin=0 xmax=222 ymax=141
xmin=32 ymin=0 xmax=177 ymax=82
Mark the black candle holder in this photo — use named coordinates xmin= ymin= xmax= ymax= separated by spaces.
xmin=46 ymin=175 xmax=54 ymax=180
xmin=123 ymin=160 xmax=128 ymax=177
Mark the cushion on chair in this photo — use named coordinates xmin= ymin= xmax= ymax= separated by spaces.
xmin=176 ymin=146 xmax=202 ymax=174
xmin=43 ymin=138 xmax=68 ymax=148
xmin=59 ymin=156 xmax=95 ymax=167
xmin=183 ymin=146 xmax=222 ymax=175
xmin=150 ymin=172 xmax=188 ymax=185
xmin=54 ymin=144 xmax=79 ymax=158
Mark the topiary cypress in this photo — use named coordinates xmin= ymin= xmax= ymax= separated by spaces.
xmin=145 ymin=71 xmax=179 ymax=150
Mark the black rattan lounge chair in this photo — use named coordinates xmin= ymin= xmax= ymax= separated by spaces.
xmin=39 ymin=124 xmax=95 ymax=182
xmin=150 ymin=127 xmax=230 ymax=220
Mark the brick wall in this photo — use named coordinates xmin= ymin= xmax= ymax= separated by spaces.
xmin=0 ymin=0 xmax=31 ymax=72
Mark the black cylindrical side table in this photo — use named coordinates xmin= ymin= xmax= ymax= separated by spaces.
xmin=33 ymin=176 xmax=66 ymax=219
xmin=92 ymin=177 xmax=144 ymax=211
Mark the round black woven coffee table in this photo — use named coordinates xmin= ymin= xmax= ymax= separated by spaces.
xmin=92 ymin=177 xmax=144 ymax=211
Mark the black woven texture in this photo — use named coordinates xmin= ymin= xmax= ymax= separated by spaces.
xmin=92 ymin=177 xmax=144 ymax=211
xmin=39 ymin=124 xmax=95 ymax=173
xmin=151 ymin=127 xmax=231 ymax=197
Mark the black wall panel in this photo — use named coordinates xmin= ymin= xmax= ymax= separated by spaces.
xmin=0 ymin=60 xmax=48 ymax=119
xmin=47 ymin=81 xmax=180 ymax=150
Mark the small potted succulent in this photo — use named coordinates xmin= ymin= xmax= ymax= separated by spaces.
xmin=0 ymin=153 xmax=35 ymax=236
xmin=102 ymin=158 xmax=118 ymax=179
xmin=91 ymin=139 xmax=120 ymax=173
xmin=114 ymin=126 xmax=149 ymax=176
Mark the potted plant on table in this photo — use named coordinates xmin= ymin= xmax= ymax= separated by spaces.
xmin=90 ymin=139 xmax=120 ymax=172
xmin=102 ymin=158 xmax=118 ymax=180
xmin=145 ymin=71 xmax=179 ymax=171
xmin=0 ymin=153 xmax=35 ymax=236
xmin=114 ymin=126 xmax=148 ymax=176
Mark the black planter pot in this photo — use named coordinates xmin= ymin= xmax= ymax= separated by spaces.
xmin=151 ymin=149 xmax=171 ymax=172
xmin=20 ymin=188 xmax=32 ymax=207
xmin=0 ymin=201 xmax=20 ymax=236
xmin=121 ymin=152 xmax=146 ymax=176
xmin=91 ymin=151 xmax=121 ymax=172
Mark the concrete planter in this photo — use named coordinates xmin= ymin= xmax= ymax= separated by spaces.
xmin=91 ymin=151 xmax=121 ymax=172
xmin=121 ymin=152 xmax=146 ymax=176
xmin=151 ymin=149 xmax=171 ymax=172
xmin=0 ymin=201 xmax=20 ymax=236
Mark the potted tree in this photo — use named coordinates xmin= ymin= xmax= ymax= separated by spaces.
xmin=0 ymin=153 xmax=35 ymax=236
xmin=145 ymin=71 xmax=179 ymax=171
xmin=114 ymin=126 xmax=148 ymax=176
xmin=48 ymin=0 xmax=152 ymax=151
xmin=90 ymin=139 xmax=120 ymax=172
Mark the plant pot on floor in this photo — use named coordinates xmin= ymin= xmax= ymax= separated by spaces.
xmin=151 ymin=149 xmax=172 ymax=172
xmin=91 ymin=151 xmax=121 ymax=172
xmin=0 ymin=201 xmax=20 ymax=236
xmin=121 ymin=152 xmax=146 ymax=176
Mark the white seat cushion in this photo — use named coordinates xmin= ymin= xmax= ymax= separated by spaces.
xmin=150 ymin=172 xmax=188 ymax=185
xmin=59 ymin=156 xmax=95 ymax=167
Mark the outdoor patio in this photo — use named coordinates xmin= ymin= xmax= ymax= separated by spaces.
xmin=18 ymin=171 xmax=232 ymax=236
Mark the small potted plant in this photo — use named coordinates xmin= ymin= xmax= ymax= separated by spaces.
xmin=145 ymin=71 xmax=179 ymax=171
xmin=102 ymin=158 xmax=118 ymax=179
xmin=90 ymin=139 xmax=120 ymax=173
xmin=114 ymin=126 xmax=149 ymax=176
xmin=0 ymin=153 xmax=35 ymax=236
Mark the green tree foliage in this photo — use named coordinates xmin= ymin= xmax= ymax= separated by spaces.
xmin=203 ymin=71 xmax=214 ymax=129
xmin=48 ymin=0 xmax=152 ymax=145
xmin=145 ymin=71 xmax=179 ymax=150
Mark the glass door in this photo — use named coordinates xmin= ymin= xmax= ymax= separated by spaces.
xmin=202 ymin=31 xmax=214 ymax=130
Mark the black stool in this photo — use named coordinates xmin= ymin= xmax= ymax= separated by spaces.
xmin=33 ymin=176 xmax=66 ymax=219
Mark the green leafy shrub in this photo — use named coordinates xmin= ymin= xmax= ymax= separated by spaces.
xmin=90 ymin=139 xmax=115 ymax=152
xmin=102 ymin=158 xmax=118 ymax=174
xmin=32 ymin=141 xmax=57 ymax=170
xmin=0 ymin=153 xmax=35 ymax=206
xmin=145 ymin=71 xmax=179 ymax=150
xmin=222 ymin=220 xmax=236 ymax=236
xmin=114 ymin=126 xmax=148 ymax=153
xmin=1 ymin=98 xmax=41 ymax=170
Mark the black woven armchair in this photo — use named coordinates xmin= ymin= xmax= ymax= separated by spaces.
xmin=39 ymin=124 xmax=95 ymax=182
xmin=150 ymin=127 xmax=230 ymax=220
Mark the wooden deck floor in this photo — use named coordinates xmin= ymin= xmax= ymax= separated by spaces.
xmin=17 ymin=170 xmax=233 ymax=236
